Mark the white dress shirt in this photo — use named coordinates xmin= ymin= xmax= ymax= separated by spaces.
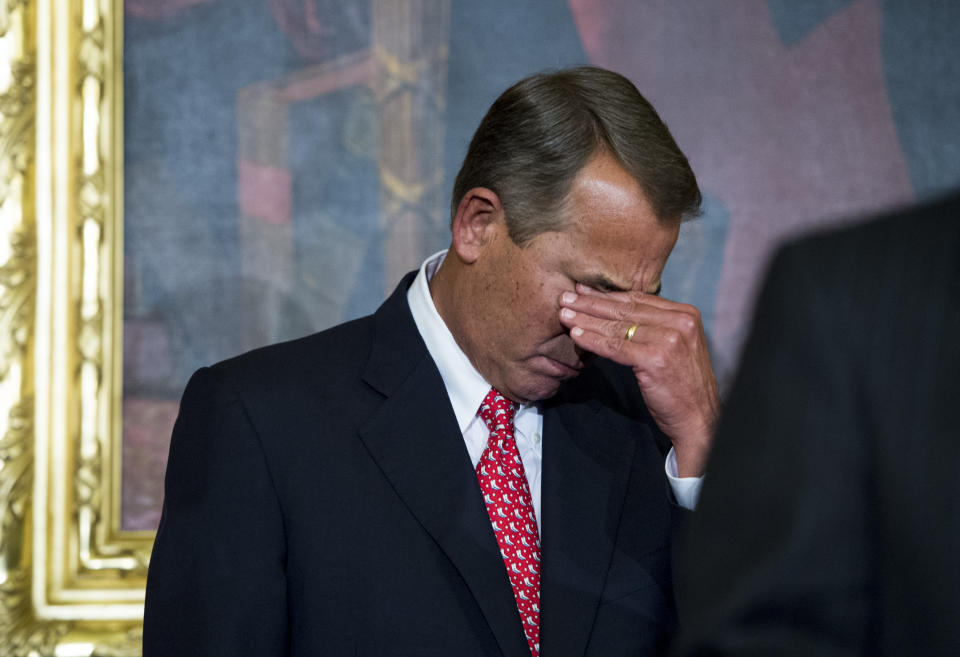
xmin=406 ymin=251 xmax=703 ymax=518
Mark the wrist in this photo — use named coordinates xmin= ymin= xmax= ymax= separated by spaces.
xmin=671 ymin=421 xmax=715 ymax=477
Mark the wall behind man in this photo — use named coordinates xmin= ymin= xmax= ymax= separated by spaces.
xmin=121 ymin=0 xmax=960 ymax=529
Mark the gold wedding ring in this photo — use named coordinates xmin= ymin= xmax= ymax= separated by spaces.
xmin=624 ymin=324 xmax=638 ymax=341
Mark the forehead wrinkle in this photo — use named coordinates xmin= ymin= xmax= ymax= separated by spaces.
xmin=578 ymin=256 xmax=640 ymax=292
xmin=561 ymin=232 xmax=661 ymax=292
xmin=634 ymin=269 xmax=664 ymax=295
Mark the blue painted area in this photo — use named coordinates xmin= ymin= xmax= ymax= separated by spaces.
xmin=768 ymin=0 xmax=960 ymax=196
xmin=124 ymin=1 xmax=296 ymax=252
xmin=767 ymin=0 xmax=854 ymax=46
xmin=124 ymin=0 xmax=380 ymax=376
xmin=881 ymin=0 xmax=960 ymax=198
xmin=444 ymin=1 xmax=589 ymax=214
xmin=660 ymin=195 xmax=730 ymax=360
xmin=287 ymin=88 xmax=382 ymax=322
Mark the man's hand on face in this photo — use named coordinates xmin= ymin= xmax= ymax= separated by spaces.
xmin=558 ymin=284 xmax=720 ymax=477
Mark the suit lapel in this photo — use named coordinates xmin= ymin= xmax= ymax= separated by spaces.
xmin=539 ymin=399 xmax=638 ymax=657
xmin=357 ymin=275 xmax=531 ymax=657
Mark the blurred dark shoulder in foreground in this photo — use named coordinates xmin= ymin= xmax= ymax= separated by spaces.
xmin=673 ymin=190 xmax=960 ymax=657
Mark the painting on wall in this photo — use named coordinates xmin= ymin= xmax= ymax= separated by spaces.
xmin=120 ymin=0 xmax=960 ymax=532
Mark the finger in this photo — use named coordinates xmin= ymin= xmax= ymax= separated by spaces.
xmin=575 ymin=283 xmax=696 ymax=314
xmin=566 ymin=318 xmax=680 ymax=377
xmin=568 ymin=325 xmax=661 ymax=371
xmin=559 ymin=306 xmax=636 ymax=341
xmin=562 ymin=291 xmax=693 ymax=330
xmin=622 ymin=292 xmax=695 ymax=313
xmin=560 ymin=307 xmax=677 ymax=350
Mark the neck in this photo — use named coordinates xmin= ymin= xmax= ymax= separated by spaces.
xmin=428 ymin=253 xmax=463 ymax=345
xmin=429 ymin=252 xmax=490 ymax=385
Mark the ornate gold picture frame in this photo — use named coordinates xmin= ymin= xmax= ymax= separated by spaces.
xmin=2 ymin=0 xmax=144 ymax=653
xmin=4 ymin=0 xmax=454 ymax=652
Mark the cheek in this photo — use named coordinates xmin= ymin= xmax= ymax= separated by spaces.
xmin=530 ymin=278 xmax=570 ymax=335
xmin=500 ymin=262 xmax=570 ymax=340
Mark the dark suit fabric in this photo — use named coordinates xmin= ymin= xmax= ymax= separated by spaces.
xmin=672 ymin=193 xmax=960 ymax=656
xmin=143 ymin=271 xmax=680 ymax=657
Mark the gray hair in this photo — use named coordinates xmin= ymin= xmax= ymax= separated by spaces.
xmin=451 ymin=66 xmax=702 ymax=245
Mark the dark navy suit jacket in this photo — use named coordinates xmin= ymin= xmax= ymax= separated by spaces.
xmin=143 ymin=272 xmax=680 ymax=657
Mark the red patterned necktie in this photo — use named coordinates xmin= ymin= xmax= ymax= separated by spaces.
xmin=476 ymin=388 xmax=541 ymax=657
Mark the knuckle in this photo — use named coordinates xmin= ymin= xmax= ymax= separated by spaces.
xmin=644 ymin=344 xmax=667 ymax=369
xmin=665 ymin=329 xmax=681 ymax=347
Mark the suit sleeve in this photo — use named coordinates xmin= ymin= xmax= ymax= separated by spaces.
xmin=671 ymin=244 xmax=875 ymax=657
xmin=143 ymin=367 xmax=289 ymax=656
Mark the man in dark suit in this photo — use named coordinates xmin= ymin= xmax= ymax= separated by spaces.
xmin=143 ymin=67 xmax=720 ymax=656
xmin=672 ymin=192 xmax=960 ymax=656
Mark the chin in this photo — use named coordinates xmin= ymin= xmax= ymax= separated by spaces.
xmin=512 ymin=377 xmax=566 ymax=404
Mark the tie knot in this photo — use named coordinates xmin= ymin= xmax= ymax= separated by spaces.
xmin=478 ymin=388 xmax=517 ymax=432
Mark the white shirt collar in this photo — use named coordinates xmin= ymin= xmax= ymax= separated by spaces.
xmin=406 ymin=250 xmax=493 ymax=433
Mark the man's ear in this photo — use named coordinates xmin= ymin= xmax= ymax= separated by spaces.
xmin=450 ymin=187 xmax=504 ymax=264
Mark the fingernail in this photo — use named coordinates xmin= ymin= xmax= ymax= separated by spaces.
xmin=571 ymin=327 xmax=583 ymax=337
xmin=560 ymin=308 xmax=575 ymax=319
xmin=561 ymin=292 xmax=577 ymax=304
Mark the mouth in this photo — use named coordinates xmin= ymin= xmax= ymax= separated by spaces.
xmin=535 ymin=355 xmax=583 ymax=379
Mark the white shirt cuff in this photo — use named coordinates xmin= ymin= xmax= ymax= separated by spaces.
xmin=665 ymin=447 xmax=703 ymax=510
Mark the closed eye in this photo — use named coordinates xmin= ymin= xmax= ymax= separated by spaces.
xmin=577 ymin=276 xmax=662 ymax=296
xmin=578 ymin=275 xmax=627 ymax=293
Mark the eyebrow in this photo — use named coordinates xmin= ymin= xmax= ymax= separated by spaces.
xmin=580 ymin=275 xmax=662 ymax=296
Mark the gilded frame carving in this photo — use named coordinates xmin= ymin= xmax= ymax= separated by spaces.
xmin=2 ymin=0 xmax=143 ymax=654
xmin=0 ymin=1 xmax=454 ymax=652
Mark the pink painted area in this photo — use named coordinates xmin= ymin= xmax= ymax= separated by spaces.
xmin=238 ymin=158 xmax=293 ymax=225
xmin=122 ymin=397 xmax=179 ymax=531
xmin=568 ymin=0 xmax=621 ymax=68
xmin=276 ymin=53 xmax=374 ymax=104
xmin=569 ymin=0 xmax=913 ymax=372
xmin=124 ymin=319 xmax=175 ymax=386
xmin=125 ymin=0 xmax=216 ymax=20
xmin=269 ymin=0 xmax=335 ymax=64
